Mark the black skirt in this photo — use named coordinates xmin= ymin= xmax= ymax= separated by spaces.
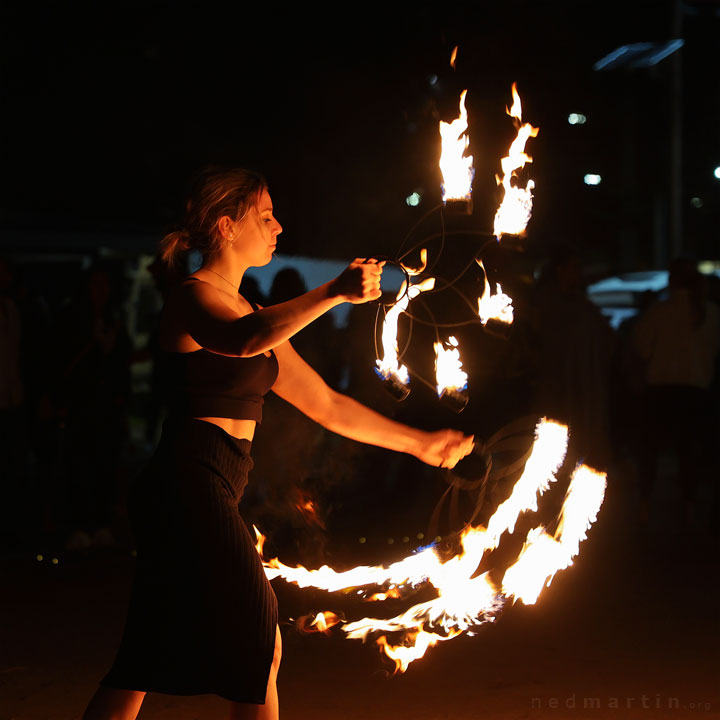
xmin=101 ymin=416 xmax=278 ymax=704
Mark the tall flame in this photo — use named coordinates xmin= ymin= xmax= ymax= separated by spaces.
xmin=376 ymin=276 xmax=435 ymax=386
xmin=439 ymin=90 xmax=474 ymax=202
xmin=434 ymin=336 xmax=468 ymax=396
xmin=493 ymin=83 xmax=539 ymax=238
xmin=476 ymin=260 xmax=514 ymax=326
xmin=502 ymin=465 xmax=607 ymax=605
xmin=253 ymin=419 xmax=607 ymax=672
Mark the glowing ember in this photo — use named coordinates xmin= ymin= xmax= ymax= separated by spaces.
xmin=493 ymin=83 xmax=539 ymax=238
xmin=502 ymin=465 xmax=607 ymax=604
xmin=439 ymin=90 xmax=474 ymax=203
xmin=253 ymin=419 xmax=607 ymax=672
xmin=450 ymin=46 xmax=458 ymax=69
xmin=476 ymin=260 xmax=514 ymax=327
xmin=294 ymin=488 xmax=325 ymax=529
xmin=375 ymin=276 xmax=435 ymax=386
xmin=368 ymin=588 xmax=402 ymax=602
xmin=296 ymin=611 xmax=342 ymax=635
xmin=434 ymin=336 xmax=468 ymax=397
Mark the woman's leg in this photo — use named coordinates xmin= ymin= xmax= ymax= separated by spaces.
xmin=81 ymin=687 xmax=146 ymax=720
xmin=228 ymin=626 xmax=282 ymax=720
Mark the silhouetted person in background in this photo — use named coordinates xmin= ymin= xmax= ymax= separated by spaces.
xmin=239 ymin=274 xmax=267 ymax=308
xmin=631 ymin=257 xmax=720 ymax=532
xmin=528 ymin=244 xmax=616 ymax=469
xmin=0 ymin=256 xmax=31 ymax=549
xmin=138 ymin=254 xmax=185 ymax=447
xmin=54 ymin=260 xmax=134 ymax=550
xmin=267 ymin=267 xmax=341 ymax=388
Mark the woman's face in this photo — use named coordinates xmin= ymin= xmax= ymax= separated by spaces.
xmin=233 ymin=189 xmax=282 ymax=267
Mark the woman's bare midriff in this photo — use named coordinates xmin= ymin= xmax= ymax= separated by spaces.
xmin=194 ymin=416 xmax=257 ymax=441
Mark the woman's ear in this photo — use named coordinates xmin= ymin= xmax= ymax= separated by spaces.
xmin=217 ymin=215 xmax=235 ymax=242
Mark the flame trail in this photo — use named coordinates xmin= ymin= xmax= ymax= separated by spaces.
xmin=252 ymin=419 xmax=605 ymax=672
xmin=502 ymin=465 xmax=607 ymax=605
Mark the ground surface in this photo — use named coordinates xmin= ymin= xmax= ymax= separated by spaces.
xmin=2 ymin=471 xmax=719 ymax=720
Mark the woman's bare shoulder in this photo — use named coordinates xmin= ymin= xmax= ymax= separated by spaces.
xmin=157 ymin=277 xmax=208 ymax=352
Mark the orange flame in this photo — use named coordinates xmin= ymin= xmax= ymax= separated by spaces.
xmin=253 ymin=419 xmax=608 ymax=671
xmin=433 ymin=336 xmax=468 ymax=396
xmin=367 ymin=587 xmax=402 ymax=602
xmin=502 ymin=465 xmax=607 ymax=604
xmin=439 ymin=90 xmax=474 ymax=202
xmin=296 ymin=611 xmax=342 ymax=635
xmin=294 ymin=488 xmax=325 ymax=529
xmin=450 ymin=46 xmax=458 ymax=69
xmin=493 ymin=83 xmax=539 ymax=238
xmin=376 ymin=275 xmax=435 ymax=386
xmin=476 ymin=260 xmax=514 ymax=326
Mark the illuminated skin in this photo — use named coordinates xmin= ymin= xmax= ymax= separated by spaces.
xmin=82 ymin=188 xmax=474 ymax=720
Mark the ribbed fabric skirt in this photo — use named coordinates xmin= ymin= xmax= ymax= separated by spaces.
xmin=101 ymin=416 xmax=278 ymax=704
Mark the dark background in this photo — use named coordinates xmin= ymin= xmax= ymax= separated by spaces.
xmin=2 ymin=0 xmax=718 ymax=270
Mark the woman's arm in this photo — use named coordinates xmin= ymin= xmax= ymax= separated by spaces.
xmin=272 ymin=340 xmax=474 ymax=469
xmin=175 ymin=259 xmax=383 ymax=357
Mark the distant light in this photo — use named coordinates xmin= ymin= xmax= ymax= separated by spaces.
xmin=568 ymin=113 xmax=587 ymax=125
xmin=584 ymin=174 xmax=602 ymax=186
xmin=714 ymin=166 xmax=720 ymax=180
xmin=698 ymin=260 xmax=720 ymax=274
xmin=428 ymin=74 xmax=438 ymax=86
xmin=406 ymin=192 xmax=422 ymax=207
xmin=358 ymin=536 xmax=366 ymax=544
xmin=387 ymin=537 xmax=395 ymax=545
xmin=36 ymin=554 xmax=44 ymax=562
xmin=402 ymin=536 xmax=410 ymax=543
xmin=690 ymin=197 xmax=704 ymax=208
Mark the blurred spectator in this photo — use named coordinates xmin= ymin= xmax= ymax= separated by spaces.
xmin=528 ymin=244 xmax=616 ymax=469
xmin=53 ymin=260 xmax=134 ymax=550
xmin=239 ymin=274 xmax=267 ymax=307
xmin=137 ymin=254 xmax=184 ymax=446
xmin=631 ymin=257 xmax=720 ymax=530
xmin=0 ymin=256 xmax=31 ymax=549
xmin=268 ymin=266 xmax=341 ymax=388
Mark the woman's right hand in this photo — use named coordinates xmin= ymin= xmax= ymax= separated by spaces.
xmin=331 ymin=258 xmax=385 ymax=304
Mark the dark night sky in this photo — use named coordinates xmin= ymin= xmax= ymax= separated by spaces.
xmin=2 ymin=0 xmax=718 ymax=267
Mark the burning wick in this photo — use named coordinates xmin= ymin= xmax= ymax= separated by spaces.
xmin=439 ymin=90 xmax=474 ymax=215
xmin=434 ymin=336 xmax=469 ymax=413
xmin=493 ymin=83 xmax=539 ymax=239
xmin=476 ymin=260 xmax=514 ymax=338
xmin=375 ymin=274 xmax=435 ymax=400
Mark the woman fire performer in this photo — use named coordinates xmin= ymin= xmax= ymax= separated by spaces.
xmin=82 ymin=167 xmax=474 ymax=720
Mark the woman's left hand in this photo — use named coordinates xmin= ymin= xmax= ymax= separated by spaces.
xmin=415 ymin=429 xmax=475 ymax=469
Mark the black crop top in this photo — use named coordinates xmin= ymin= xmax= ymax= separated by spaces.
xmin=163 ymin=302 xmax=279 ymax=423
